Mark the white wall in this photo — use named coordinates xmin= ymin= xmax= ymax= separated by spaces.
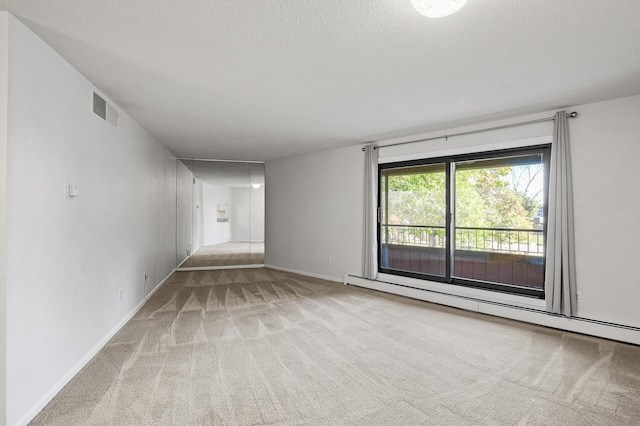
xmin=266 ymin=145 xmax=364 ymax=280
xmin=231 ymin=187 xmax=251 ymax=241
xmin=193 ymin=180 xmax=202 ymax=254
xmin=5 ymin=15 xmax=178 ymax=426
xmin=0 ymin=12 xmax=8 ymax=425
xmin=176 ymin=161 xmax=193 ymax=265
xmin=201 ymin=182 xmax=231 ymax=245
xmin=230 ymin=186 xmax=265 ymax=242
xmin=569 ymin=95 xmax=640 ymax=328
xmin=251 ymin=186 xmax=265 ymax=242
xmin=266 ymin=94 xmax=640 ymax=330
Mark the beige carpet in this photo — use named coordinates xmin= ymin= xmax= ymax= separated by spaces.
xmin=181 ymin=242 xmax=264 ymax=268
xmin=31 ymin=268 xmax=640 ymax=425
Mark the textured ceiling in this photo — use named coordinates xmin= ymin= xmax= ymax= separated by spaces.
xmin=1 ymin=1 xmax=640 ymax=161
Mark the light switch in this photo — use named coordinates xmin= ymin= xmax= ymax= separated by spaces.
xmin=66 ymin=184 xmax=79 ymax=198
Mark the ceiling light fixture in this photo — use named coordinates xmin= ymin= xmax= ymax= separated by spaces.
xmin=411 ymin=0 xmax=468 ymax=18
xmin=251 ymin=183 xmax=261 ymax=189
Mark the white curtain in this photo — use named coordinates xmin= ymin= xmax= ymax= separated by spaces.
xmin=545 ymin=111 xmax=577 ymax=316
xmin=363 ymin=145 xmax=379 ymax=280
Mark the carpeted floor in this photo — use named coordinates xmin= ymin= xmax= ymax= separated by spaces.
xmin=31 ymin=268 xmax=640 ymax=425
xmin=180 ymin=242 xmax=264 ymax=268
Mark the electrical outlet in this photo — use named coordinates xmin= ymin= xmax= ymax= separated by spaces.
xmin=118 ymin=288 xmax=123 ymax=300
xmin=327 ymin=256 xmax=332 ymax=264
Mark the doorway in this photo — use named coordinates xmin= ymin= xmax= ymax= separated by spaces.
xmin=176 ymin=160 xmax=265 ymax=269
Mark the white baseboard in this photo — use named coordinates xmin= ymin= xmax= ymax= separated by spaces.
xmin=210 ymin=240 xmax=264 ymax=243
xmin=376 ymin=272 xmax=545 ymax=311
xmin=346 ymin=275 xmax=640 ymax=346
xmin=176 ymin=256 xmax=190 ymax=268
xmin=264 ymin=264 xmax=344 ymax=283
xmin=145 ymin=270 xmax=174 ymax=299
xmin=15 ymin=268 xmax=176 ymax=426
xmin=176 ymin=264 xmax=265 ymax=272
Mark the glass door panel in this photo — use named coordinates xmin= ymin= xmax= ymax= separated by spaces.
xmin=380 ymin=162 xmax=447 ymax=277
xmin=453 ymin=153 xmax=546 ymax=290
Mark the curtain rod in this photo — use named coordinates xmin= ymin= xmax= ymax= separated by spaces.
xmin=363 ymin=112 xmax=578 ymax=151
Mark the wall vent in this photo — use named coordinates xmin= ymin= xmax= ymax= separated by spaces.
xmin=92 ymin=92 xmax=118 ymax=127
xmin=93 ymin=92 xmax=106 ymax=119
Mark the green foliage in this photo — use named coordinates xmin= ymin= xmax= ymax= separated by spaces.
xmin=457 ymin=168 xmax=531 ymax=228
xmin=385 ymin=172 xmax=446 ymax=226
xmin=383 ymin=165 xmax=540 ymax=230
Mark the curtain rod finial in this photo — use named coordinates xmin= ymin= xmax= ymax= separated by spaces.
xmin=567 ymin=111 xmax=578 ymax=118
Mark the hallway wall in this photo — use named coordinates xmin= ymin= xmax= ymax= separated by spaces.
xmin=5 ymin=15 xmax=178 ymax=425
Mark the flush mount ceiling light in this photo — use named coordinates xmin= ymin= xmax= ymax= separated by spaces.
xmin=411 ymin=0 xmax=468 ymax=18
xmin=251 ymin=183 xmax=261 ymax=189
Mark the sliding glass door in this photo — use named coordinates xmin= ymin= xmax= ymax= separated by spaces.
xmin=379 ymin=145 xmax=550 ymax=297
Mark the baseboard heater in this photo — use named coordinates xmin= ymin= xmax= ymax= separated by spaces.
xmin=345 ymin=274 xmax=640 ymax=346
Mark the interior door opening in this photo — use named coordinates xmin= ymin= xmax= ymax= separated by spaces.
xmin=176 ymin=160 xmax=265 ymax=270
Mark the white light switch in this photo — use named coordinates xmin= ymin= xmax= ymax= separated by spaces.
xmin=66 ymin=184 xmax=79 ymax=198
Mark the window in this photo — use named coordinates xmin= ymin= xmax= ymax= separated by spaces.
xmin=379 ymin=145 xmax=550 ymax=297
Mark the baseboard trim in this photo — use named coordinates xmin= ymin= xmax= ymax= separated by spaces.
xmin=176 ymin=256 xmax=190 ymax=268
xmin=264 ymin=264 xmax=344 ymax=283
xmin=346 ymin=274 xmax=640 ymax=347
xmin=15 ymin=268 xmax=177 ymax=426
xmin=145 ymin=270 xmax=174 ymax=300
xmin=176 ymin=264 xmax=265 ymax=271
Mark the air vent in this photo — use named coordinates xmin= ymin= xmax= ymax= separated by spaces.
xmin=92 ymin=92 xmax=118 ymax=127
xmin=93 ymin=92 xmax=106 ymax=119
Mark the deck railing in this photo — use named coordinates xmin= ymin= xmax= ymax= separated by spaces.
xmin=382 ymin=224 xmax=544 ymax=255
